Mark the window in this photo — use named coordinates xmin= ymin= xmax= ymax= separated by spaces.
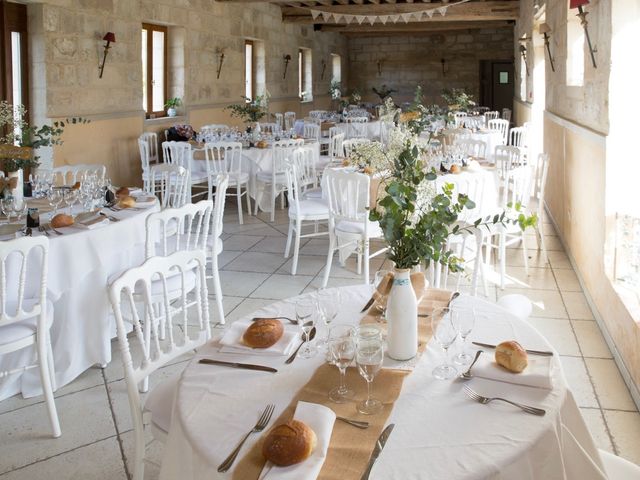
xmin=245 ymin=40 xmax=254 ymax=101
xmin=331 ymin=54 xmax=341 ymax=83
xmin=298 ymin=48 xmax=312 ymax=102
xmin=0 ymin=1 xmax=29 ymax=135
xmin=142 ymin=23 xmax=168 ymax=118
xmin=566 ymin=4 xmax=585 ymax=86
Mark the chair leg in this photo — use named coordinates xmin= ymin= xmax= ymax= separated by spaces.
xmin=521 ymin=232 xmax=529 ymax=274
xmin=499 ymin=233 xmax=506 ymax=290
xmin=253 ymin=184 xmax=260 ymax=216
xmin=211 ymin=254 xmax=225 ymax=325
xmin=270 ymin=185 xmax=276 ymax=223
xmin=244 ymin=184 xmax=251 ymax=216
xmin=284 ymin=219 xmax=294 ymax=258
xmin=322 ymin=234 xmax=336 ymax=288
xmin=38 ymin=330 xmax=61 ymax=438
xmin=292 ymin=219 xmax=302 ymax=275
xmin=236 ymin=187 xmax=244 ymax=225
xmin=536 ymin=223 xmax=548 ymax=264
xmin=132 ymin=422 xmax=146 ymax=480
xmin=363 ymin=238 xmax=370 ymax=285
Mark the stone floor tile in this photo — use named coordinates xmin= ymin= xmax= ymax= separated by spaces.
xmin=572 ymin=321 xmax=613 ymax=359
xmin=222 ymin=234 xmax=265 ymax=252
xmin=527 ymin=317 xmax=580 ymax=356
xmin=223 ymin=251 xmax=289 ymax=274
xmin=559 ymin=356 xmax=598 ymax=408
xmin=561 ymin=291 xmax=595 ymax=320
xmin=553 ymin=268 xmax=583 ymax=292
xmin=603 ymin=410 xmax=640 ymax=465
xmin=585 ymin=358 xmax=637 ymax=411
xmin=579 ymin=408 xmax=614 ymax=454
xmin=502 ymin=266 xmax=558 ymax=290
xmin=216 ymin=270 xmax=269 ymax=297
xmin=250 ymin=273 xmax=314 ymax=300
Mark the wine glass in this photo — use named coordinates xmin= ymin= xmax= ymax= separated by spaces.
xmin=356 ymin=337 xmax=384 ymax=415
xmin=296 ymin=297 xmax=317 ymax=359
xmin=452 ymin=307 xmax=475 ymax=366
xmin=316 ymin=288 xmax=342 ymax=347
xmin=431 ymin=307 xmax=458 ymax=380
xmin=328 ymin=324 xmax=356 ymax=403
xmin=1 ymin=197 xmax=16 ymax=225
xmin=47 ymin=188 xmax=64 ymax=216
xmin=63 ymin=189 xmax=78 ymax=215
xmin=373 ymin=270 xmax=391 ymax=317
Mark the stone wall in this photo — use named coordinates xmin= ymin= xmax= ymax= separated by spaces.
xmin=346 ymin=28 xmax=514 ymax=106
xmin=22 ymin=0 xmax=348 ymax=180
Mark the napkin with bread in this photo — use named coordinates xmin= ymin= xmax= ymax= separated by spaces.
xmin=259 ymin=401 xmax=335 ymax=480
xmin=472 ymin=340 xmax=553 ymax=389
xmin=219 ymin=319 xmax=299 ymax=356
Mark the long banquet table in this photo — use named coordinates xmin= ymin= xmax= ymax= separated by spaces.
xmin=0 ymin=199 xmax=159 ymax=400
xmin=159 ymin=285 xmax=606 ymax=480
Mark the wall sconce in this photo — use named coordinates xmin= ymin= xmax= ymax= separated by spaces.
xmin=283 ymin=54 xmax=291 ymax=80
xmin=570 ymin=0 xmax=597 ymax=68
xmin=440 ymin=58 xmax=447 ymax=77
xmin=519 ymin=44 xmax=530 ymax=77
xmin=216 ymin=48 xmax=225 ymax=79
xmin=376 ymin=59 xmax=382 ymax=76
xmin=539 ymin=23 xmax=555 ymax=72
xmin=320 ymin=60 xmax=327 ymax=80
xmin=98 ymin=32 xmax=115 ymax=79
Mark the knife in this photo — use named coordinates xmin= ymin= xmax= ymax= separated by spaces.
xmin=360 ymin=423 xmax=395 ymax=480
xmin=472 ymin=341 xmax=554 ymax=357
xmin=198 ymin=359 xmax=278 ymax=372
xmin=360 ymin=296 xmax=376 ymax=313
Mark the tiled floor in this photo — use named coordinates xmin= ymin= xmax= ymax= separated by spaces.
xmin=1 ymin=202 xmax=639 ymax=479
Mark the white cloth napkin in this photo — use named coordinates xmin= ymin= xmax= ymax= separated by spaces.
xmin=471 ymin=354 xmax=553 ymax=389
xmin=132 ymin=194 xmax=157 ymax=207
xmin=218 ymin=321 xmax=299 ymax=356
xmin=73 ymin=214 xmax=110 ymax=230
xmin=259 ymin=401 xmax=336 ymax=480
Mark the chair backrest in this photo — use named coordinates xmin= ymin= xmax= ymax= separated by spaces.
xmin=145 ymin=199 xmax=213 ymax=259
xmin=509 ymin=126 xmax=528 ymax=149
xmin=346 ymin=116 xmax=368 ymax=138
xmin=138 ymin=140 xmax=151 ymax=192
xmin=210 ymin=174 xmax=229 ymax=244
xmin=453 ymin=111 xmax=468 ymax=127
xmin=309 ymin=110 xmax=326 ymax=119
xmin=324 ymin=168 xmax=370 ymax=225
xmin=284 ymin=112 xmax=296 ymax=130
xmin=462 ymin=116 xmax=484 ymax=129
xmin=488 ymin=119 xmax=510 ymax=144
xmin=0 ymin=236 xmax=48 ymax=329
xmin=484 ymin=111 xmax=500 ymax=122
xmin=458 ymin=139 xmax=488 ymax=159
xmin=329 ymin=132 xmax=345 ymax=160
xmin=442 ymin=128 xmax=471 ymax=146
xmin=436 ymin=174 xmax=485 ymax=222
xmin=259 ymin=122 xmax=279 ymax=135
xmin=149 ymin=163 xmax=189 ymax=209
xmin=501 ymin=165 xmax=532 ymax=209
xmin=494 ymin=145 xmax=521 ymax=179
xmin=108 ymin=249 xmax=210 ymax=439
xmin=379 ymin=121 xmax=394 ymax=147
xmin=342 ymin=138 xmax=371 ymax=157
xmin=502 ymin=108 xmax=512 ymax=123
xmin=272 ymin=141 xmax=297 ymax=174
xmin=162 ymin=141 xmax=192 ymax=169
xmin=139 ymin=132 xmax=159 ymax=164
xmin=52 ymin=164 xmax=106 ymax=186
xmin=291 ymin=147 xmax=317 ymax=191
xmin=284 ymin=164 xmax=303 ymax=217
xmin=303 ymin=122 xmax=320 ymax=141
xmin=533 ymin=153 xmax=550 ymax=218
xmin=273 ymin=113 xmax=284 ymax=130
xmin=204 ymin=141 xmax=243 ymax=177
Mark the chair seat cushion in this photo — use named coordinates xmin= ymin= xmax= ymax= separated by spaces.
xmin=144 ymin=374 xmax=179 ymax=433
xmin=190 ymin=172 xmax=209 ymax=184
xmin=0 ymin=298 xmax=54 ymax=347
xmin=336 ymin=220 xmax=383 ymax=238
xmin=256 ymin=171 xmax=287 ymax=184
xmin=302 ymin=187 xmax=323 ymax=200
xmin=290 ymin=199 xmax=329 ymax=218
xmin=210 ymin=172 xmax=249 ymax=186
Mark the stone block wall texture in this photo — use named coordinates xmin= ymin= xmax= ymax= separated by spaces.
xmin=346 ymin=28 xmax=514 ymax=106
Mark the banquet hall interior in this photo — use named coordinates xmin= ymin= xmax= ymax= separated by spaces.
xmin=0 ymin=0 xmax=639 ymax=478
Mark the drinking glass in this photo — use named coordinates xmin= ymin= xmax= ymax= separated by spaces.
xmin=355 ymin=324 xmax=383 ymax=344
xmin=328 ymin=324 xmax=356 ymax=403
xmin=373 ymin=270 xmax=391 ymax=317
xmin=356 ymin=337 xmax=384 ymax=415
xmin=431 ymin=307 xmax=458 ymax=380
xmin=452 ymin=307 xmax=475 ymax=365
xmin=48 ymin=188 xmax=64 ymax=215
xmin=1 ymin=197 xmax=16 ymax=224
xmin=296 ymin=297 xmax=317 ymax=359
xmin=63 ymin=189 xmax=78 ymax=215
xmin=316 ymin=288 xmax=342 ymax=346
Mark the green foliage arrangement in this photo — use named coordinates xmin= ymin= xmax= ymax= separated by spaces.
xmin=329 ymin=80 xmax=342 ymax=100
xmin=225 ymin=95 xmax=268 ymax=123
xmin=400 ymin=86 xmax=447 ymax=137
xmin=164 ymin=97 xmax=182 ymax=109
xmin=441 ymin=88 xmax=476 ymax=112
xmin=372 ymin=84 xmax=397 ymax=103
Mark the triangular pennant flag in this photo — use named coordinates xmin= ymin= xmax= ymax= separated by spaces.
xmin=321 ymin=11 xmax=331 ymax=21
xmin=367 ymin=15 xmax=376 ymax=25
xmin=334 ymin=14 xmax=343 ymax=23
xmin=402 ymin=12 xmax=412 ymax=23
xmin=438 ymin=6 xmax=447 ymax=16
xmin=427 ymin=10 xmax=434 ymax=18
xmin=380 ymin=15 xmax=388 ymax=24
xmin=311 ymin=10 xmax=320 ymax=19
xmin=356 ymin=15 xmax=365 ymax=24
xmin=345 ymin=15 xmax=354 ymax=24
xmin=391 ymin=14 xmax=399 ymax=23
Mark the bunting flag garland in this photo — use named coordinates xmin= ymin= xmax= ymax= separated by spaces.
xmin=309 ymin=0 xmax=470 ymax=25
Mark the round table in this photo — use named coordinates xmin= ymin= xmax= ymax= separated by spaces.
xmin=159 ymin=285 xmax=605 ymax=480
xmin=0 ymin=199 xmax=159 ymax=400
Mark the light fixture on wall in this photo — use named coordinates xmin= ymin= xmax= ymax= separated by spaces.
xmin=539 ymin=23 xmax=555 ymax=73
xmin=98 ymin=32 xmax=115 ymax=79
xmin=376 ymin=59 xmax=383 ymax=76
xmin=216 ymin=48 xmax=225 ymax=79
xmin=570 ymin=0 xmax=597 ymax=68
xmin=440 ymin=58 xmax=448 ymax=77
xmin=320 ymin=59 xmax=327 ymax=80
xmin=283 ymin=54 xmax=291 ymax=80
xmin=519 ymin=44 xmax=530 ymax=77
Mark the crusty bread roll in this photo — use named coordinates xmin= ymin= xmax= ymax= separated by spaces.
xmin=71 ymin=181 xmax=81 ymax=190
xmin=495 ymin=340 xmax=528 ymax=373
xmin=116 ymin=187 xmax=130 ymax=198
xmin=450 ymin=164 xmax=461 ymax=174
xmin=243 ymin=319 xmax=283 ymax=348
xmin=262 ymin=420 xmax=317 ymax=466
xmin=118 ymin=195 xmax=136 ymax=209
xmin=51 ymin=213 xmax=74 ymax=228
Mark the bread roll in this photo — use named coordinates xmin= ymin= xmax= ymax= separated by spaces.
xmin=51 ymin=213 xmax=74 ymax=228
xmin=262 ymin=420 xmax=317 ymax=466
xmin=118 ymin=195 xmax=136 ymax=209
xmin=71 ymin=181 xmax=81 ymax=190
xmin=243 ymin=319 xmax=284 ymax=348
xmin=495 ymin=340 xmax=528 ymax=373
xmin=450 ymin=164 xmax=461 ymax=174
xmin=116 ymin=187 xmax=130 ymax=198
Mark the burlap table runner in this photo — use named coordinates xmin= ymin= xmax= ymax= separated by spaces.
xmin=232 ymin=287 xmax=453 ymax=480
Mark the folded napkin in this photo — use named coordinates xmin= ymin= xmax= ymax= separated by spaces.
xmin=131 ymin=194 xmax=157 ymax=207
xmin=73 ymin=213 xmax=110 ymax=230
xmin=259 ymin=401 xmax=336 ymax=480
xmin=471 ymin=354 xmax=553 ymax=389
xmin=219 ymin=321 xmax=299 ymax=356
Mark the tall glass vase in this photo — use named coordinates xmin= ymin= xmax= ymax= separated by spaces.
xmin=385 ymin=268 xmax=420 ymax=361
xmin=7 ymin=169 xmax=24 ymax=203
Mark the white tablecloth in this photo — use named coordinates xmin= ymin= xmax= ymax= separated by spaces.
xmin=295 ymin=120 xmax=381 ymax=141
xmin=192 ymin=142 xmax=320 ymax=213
xmin=468 ymin=130 xmax=505 ymax=161
xmin=160 ymin=285 xmax=606 ymax=480
xmin=0 ymin=202 xmax=158 ymax=400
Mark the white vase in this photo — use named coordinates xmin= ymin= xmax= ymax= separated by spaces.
xmin=386 ymin=268 xmax=419 ymax=361
xmin=167 ymin=107 xmax=177 ymax=117
xmin=8 ymin=169 xmax=24 ymax=203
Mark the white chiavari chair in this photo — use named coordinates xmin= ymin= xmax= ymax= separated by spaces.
xmin=509 ymin=126 xmax=529 ymax=163
xmin=345 ymin=116 xmax=368 ymax=139
xmin=342 ymin=138 xmax=371 ymax=158
xmin=494 ymin=145 xmax=522 ymax=180
xmin=140 ymin=132 xmax=159 ymax=164
xmin=138 ymin=138 xmax=152 ymax=193
xmin=204 ymin=141 xmax=250 ymax=224
xmin=303 ymin=122 xmax=321 ymax=141
xmin=51 ymin=164 xmax=106 ymax=186
xmin=488 ymin=119 xmax=510 ymax=145
xmin=308 ymin=110 xmax=326 ymax=119
xmin=200 ymin=124 xmax=228 ymax=136
xmin=502 ymin=108 xmax=512 ymax=123
xmin=108 ymin=249 xmax=210 ymax=480
xmin=273 ymin=113 xmax=284 ymax=131
xmin=254 ymin=140 xmax=294 ymax=222
xmin=458 ymin=138 xmax=488 ymax=160
xmin=484 ymin=111 xmax=500 ymax=122
xmin=207 ymin=174 xmax=229 ymax=325
xmin=259 ymin=122 xmax=280 ymax=135
xmin=284 ymin=112 xmax=296 ymax=131
xmin=149 ymin=164 xmax=189 ymax=209
xmin=531 ymin=153 xmax=550 ymax=262
xmin=453 ymin=112 xmax=468 ymax=127
xmin=284 ymin=164 xmax=329 ymax=275
xmin=162 ymin=141 xmax=209 ymax=201
xmin=322 ymin=169 xmax=387 ymax=287
xmin=0 ymin=236 xmax=61 ymax=438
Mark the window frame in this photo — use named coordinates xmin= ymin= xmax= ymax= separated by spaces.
xmin=244 ymin=39 xmax=255 ymax=102
xmin=142 ymin=22 xmax=168 ymax=118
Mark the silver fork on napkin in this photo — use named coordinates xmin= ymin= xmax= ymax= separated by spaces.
xmin=463 ymin=386 xmax=546 ymax=416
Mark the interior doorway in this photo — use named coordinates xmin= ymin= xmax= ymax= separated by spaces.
xmin=479 ymin=60 xmax=514 ymax=113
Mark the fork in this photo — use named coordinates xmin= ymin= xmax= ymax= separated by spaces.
xmin=337 ymin=416 xmax=369 ymax=429
xmin=463 ymin=386 xmax=546 ymax=416
xmin=459 ymin=350 xmax=482 ymax=380
xmin=217 ymin=404 xmax=275 ymax=472
xmin=38 ymin=225 xmax=50 ymax=237
xmin=251 ymin=316 xmax=298 ymax=325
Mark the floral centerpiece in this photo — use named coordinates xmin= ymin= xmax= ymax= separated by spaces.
xmin=372 ymin=84 xmax=397 ymax=103
xmin=225 ymin=95 xmax=268 ymax=124
xmin=349 ymin=88 xmax=362 ymax=105
xmin=329 ymin=80 xmax=342 ymax=100
xmin=441 ymin=87 xmax=476 ymax=112
xmin=399 ymin=86 xmax=447 ymax=137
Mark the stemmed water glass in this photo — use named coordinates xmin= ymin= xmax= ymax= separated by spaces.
xmin=62 ymin=189 xmax=78 ymax=215
xmin=431 ymin=307 xmax=458 ymax=380
xmin=296 ymin=297 xmax=317 ymax=359
xmin=356 ymin=337 xmax=384 ymax=415
xmin=328 ymin=324 xmax=356 ymax=403
xmin=316 ymin=288 xmax=342 ymax=348
xmin=1 ymin=197 xmax=17 ymax=225
xmin=452 ymin=307 xmax=475 ymax=366
xmin=373 ymin=270 xmax=391 ymax=318
xmin=47 ymin=188 xmax=64 ymax=216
